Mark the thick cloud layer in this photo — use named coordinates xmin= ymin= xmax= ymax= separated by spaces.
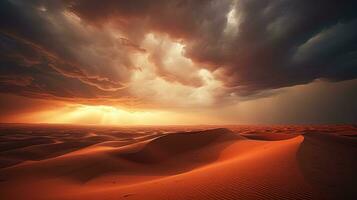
xmin=0 ymin=0 xmax=356 ymax=106
xmin=68 ymin=0 xmax=357 ymax=93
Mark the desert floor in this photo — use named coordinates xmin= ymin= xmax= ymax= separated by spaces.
xmin=0 ymin=124 xmax=356 ymax=200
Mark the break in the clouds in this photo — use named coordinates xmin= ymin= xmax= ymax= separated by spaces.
xmin=0 ymin=0 xmax=357 ymax=108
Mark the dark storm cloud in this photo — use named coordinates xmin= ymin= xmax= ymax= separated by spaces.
xmin=67 ymin=0 xmax=230 ymax=38
xmin=69 ymin=0 xmax=357 ymax=95
xmin=0 ymin=31 xmax=128 ymax=101
xmin=0 ymin=0 xmax=134 ymax=101
xmin=0 ymin=0 xmax=356 ymax=101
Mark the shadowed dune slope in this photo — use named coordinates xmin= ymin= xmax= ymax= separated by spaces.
xmin=297 ymin=132 xmax=357 ymax=199
xmin=120 ymin=128 xmax=242 ymax=163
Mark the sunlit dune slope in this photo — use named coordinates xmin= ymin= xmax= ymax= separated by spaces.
xmin=0 ymin=125 xmax=356 ymax=200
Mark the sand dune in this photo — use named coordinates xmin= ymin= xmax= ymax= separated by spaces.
xmin=241 ymin=132 xmax=299 ymax=141
xmin=120 ymin=128 xmax=240 ymax=163
xmin=0 ymin=128 xmax=241 ymax=183
xmin=297 ymin=132 xmax=357 ymax=199
xmin=0 ymin=124 xmax=356 ymax=200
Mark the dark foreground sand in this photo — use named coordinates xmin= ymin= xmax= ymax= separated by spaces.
xmin=0 ymin=124 xmax=356 ymax=200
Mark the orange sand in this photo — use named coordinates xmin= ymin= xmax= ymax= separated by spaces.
xmin=0 ymin=124 xmax=356 ymax=200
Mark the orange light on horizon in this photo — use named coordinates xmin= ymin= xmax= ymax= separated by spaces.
xmin=9 ymin=104 xmax=216 ymax=125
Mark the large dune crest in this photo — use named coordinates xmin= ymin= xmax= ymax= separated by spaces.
xmin=120 ymin=128 xmax=241 ymax=163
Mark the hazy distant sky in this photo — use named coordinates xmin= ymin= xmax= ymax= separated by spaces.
xmin=0 ymin=0 xmax=356 ymax=125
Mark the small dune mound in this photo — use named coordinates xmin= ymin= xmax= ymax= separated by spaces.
xmin=0 ymin=137 xmax=55 ymax=152
xmin=120 ymin=128 xmax=241 ymax=163
xmin=0 ymin=137 xmax=110 ymax=169
xmin=297 ymin=132 xmax=357 ymax=199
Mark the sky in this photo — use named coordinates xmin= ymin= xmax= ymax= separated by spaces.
xmin=0 ymin=0 xmax=356 ymax=125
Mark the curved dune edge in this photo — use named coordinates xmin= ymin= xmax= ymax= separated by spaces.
xmin=241 ymin=132 xmax=300 ymax=141
xmin=0 ymin=127 xmax=356 ymax=200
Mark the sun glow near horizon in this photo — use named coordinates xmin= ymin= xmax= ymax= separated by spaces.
xmin=11 ymin=104 xmax=216 ymax=125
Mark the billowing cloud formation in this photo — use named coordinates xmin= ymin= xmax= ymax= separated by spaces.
xmin=68 ymin=0 xmax=357 ymax=93
xmin=0 ymin=0 xmax=356 ymax=108
xmin=0 ymin=0 xmax=133 ymax=102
